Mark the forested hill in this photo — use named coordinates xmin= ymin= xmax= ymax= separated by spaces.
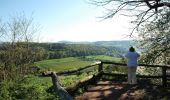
xmin=93 ymin=40 xmax=134 ymax=48
xmin=58 ymin=40 xmax=134 ymax=49
xmin=0 ymin=41 xmax=133 ymax=60
xmin=30 ymin=40 xmax=133 ymax=59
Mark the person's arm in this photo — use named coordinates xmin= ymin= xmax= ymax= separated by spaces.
xmin=137 ymin=52 xmax=140 ymax=58
xmin=125 ymin=53 xmax=128 ymax=58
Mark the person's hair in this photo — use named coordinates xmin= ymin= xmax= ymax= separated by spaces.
xmin=129 ymin=47 xmax=135 ymax=52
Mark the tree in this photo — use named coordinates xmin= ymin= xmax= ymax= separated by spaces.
xmin=0 ymin=13 xmax=39 ymax=80
xmin=90 ymin=0 xmax=170 ymax=34
xmin=0 ymin=13 xmax=55 ymax=99
xmin=137 ymin=10 xmax=170 ymax=64
xmin=133 ymin=12 xmax=170 ymax=76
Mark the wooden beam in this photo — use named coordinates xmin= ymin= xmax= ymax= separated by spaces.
xmin=102 ymin=73 xmax=163 ymax=78
xmin=42 ymin=63 xmax=100 ymax=76
xmin=51 ymin=72 xmax=73 ymax=100
xmin=101 ymin=61 xmax=170 ymax=68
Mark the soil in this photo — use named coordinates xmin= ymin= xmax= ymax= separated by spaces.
xmin=75 ymin=80 xmax=170 ymax=100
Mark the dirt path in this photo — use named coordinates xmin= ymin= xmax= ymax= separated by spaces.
xmin=75 ymin=81 xmax=146 ymax=100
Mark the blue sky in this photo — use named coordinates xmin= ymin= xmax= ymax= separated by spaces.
xmin=0 ymin=0 xmax=134 ymax=42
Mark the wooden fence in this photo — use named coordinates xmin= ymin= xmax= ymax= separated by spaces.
xmin=42 ymin=61 xmax=170 ymax=100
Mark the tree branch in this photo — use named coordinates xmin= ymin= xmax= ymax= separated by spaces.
xmin=90 ymin=0 xmax=170 ymax=35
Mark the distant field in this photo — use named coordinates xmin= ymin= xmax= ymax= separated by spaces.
xmin=35 ymin=55 xmax=122 ymax=72
xmin=85 ymin=55 xmax=122 ymax=62
xmin=35 ymin=57 xmax=95 ymax=72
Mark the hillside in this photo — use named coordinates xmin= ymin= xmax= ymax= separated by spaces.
xmin=58 ymin=40 xmax=134 ymax=50
xmin=30 ymin=40 xmax=134 ymax=59
xmin=94 ymin=40 xmax=134 ymax=48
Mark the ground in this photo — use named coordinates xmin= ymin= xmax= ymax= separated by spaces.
xmin=75 ymin=79 xmax=170 ymax=100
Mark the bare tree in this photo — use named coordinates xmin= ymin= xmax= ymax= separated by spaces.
xmin=0 ymin=13 xmax=38 ymax=43
xmin=90 ymin=0 xmax=170 ymax=35
xmin=0 ymin=13 xmax=39 ymax=80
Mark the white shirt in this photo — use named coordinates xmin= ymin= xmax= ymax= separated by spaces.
xmin=125 ymin=51 xmax=140 ymax=67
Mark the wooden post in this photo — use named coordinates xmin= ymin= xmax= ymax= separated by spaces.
xmin=98 ymin=62 xmax=103 ymax=73
xmin=51 ymin=72 xmax=73 ymax=100
xmin=162 ymin=66 xmax=167 ymax=87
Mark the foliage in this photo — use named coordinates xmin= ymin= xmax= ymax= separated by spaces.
xmin=138 ymin=11 xmax=170 ymax=64
xmin=0 ymin=14 xmax=56 ymax=100
xmin=31 ymin=41 xmax=128 ymax=59
xmin=0 ymin=13 xmax=39 ymax=81
xmin=104 ymin=64 xmax=128 ymax=74
xmin=0 ymin=73 xmax=95 ymax=99
xmin=134 ymin=11 xmax=170 ymax=77
xmin=59 ymin=72 xmax=95 ymax=87
xmin=0 ymin=76 xmax=59 ymax=100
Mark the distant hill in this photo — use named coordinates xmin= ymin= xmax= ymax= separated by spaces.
xmin=93 ymin=40 xmax=134 ymax=48
xmin=58 ymin=40 xmax=135 ymax=51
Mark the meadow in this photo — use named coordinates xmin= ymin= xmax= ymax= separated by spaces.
xmin=35 ymin=55 xmax=122 ymax=72
xmin=35 ymin=57 xmax=94 ymax=72
xmin=84 ymin=55 xmax=122 ymax=62
xmin=32 ymin=55 xmax=122 ymax=88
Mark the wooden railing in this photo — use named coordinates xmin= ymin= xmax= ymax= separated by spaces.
xmin=101 ymin=61 xmax=170 ymax=87
xmin=42 ymin=61 xmax=170 ymax=100
xmin=42 ymin=62 xmax=100 ymax=76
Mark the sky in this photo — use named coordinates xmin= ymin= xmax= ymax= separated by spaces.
xmin=0 ymin=0 xmax=134 ymax=42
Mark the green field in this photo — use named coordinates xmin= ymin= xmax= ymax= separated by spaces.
xmin=34 ymin=55 xmax=122 ymax=87
xmin=35 ymin=55 xmax=122 ymax=72
xmin=35 ymin=57 xmax=94 ymax=72
xmin=84 ymin=55 xmax=122 ymax=62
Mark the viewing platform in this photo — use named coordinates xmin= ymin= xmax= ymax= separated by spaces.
xmin=42 ymin=61 xmax=170 ymax=100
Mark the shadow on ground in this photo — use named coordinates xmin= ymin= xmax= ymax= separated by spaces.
xmin=75 ymin=79 xmax=170 ymax=100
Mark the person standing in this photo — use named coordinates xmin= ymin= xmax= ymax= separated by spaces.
xmin=125 ymin=46 xmax=140 ymax=84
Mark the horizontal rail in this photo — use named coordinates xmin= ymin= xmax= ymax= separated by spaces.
xmin=57 ymin=63 xmax=99 ymax=75
xmin=42 ymin=61 xmax=170 ymax=77
xmin=102 ymin=73 xmax=165 ymax=78
xmin=42 ymin=63 xmax=100 ymax=76
xmin=100 ymin=61 xmax=170 ymax=87
xmin=101 ymin=61 xmax=170 ymax=68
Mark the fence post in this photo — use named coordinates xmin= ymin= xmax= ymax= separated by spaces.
xmin=51 ymin=72 xmax=73 ymax=100
xmin=162 ymin=66 xmax=167 ymax=87
xmin=98 ymin=62 xmax=103 ymax=73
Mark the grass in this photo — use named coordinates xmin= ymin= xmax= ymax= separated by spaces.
xmin=84 ymin=55 xmax=122 ymax=62
xmin=59 ymin=72 xmax=95 ymax=87
xmin=35 ymin=57 xmax=94 ymax=72
xmin=35 ymin=55 xmax=122 ymax=72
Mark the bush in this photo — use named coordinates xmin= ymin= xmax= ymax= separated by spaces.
xmin=0 ymin=76 xmax=60 ymax=100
